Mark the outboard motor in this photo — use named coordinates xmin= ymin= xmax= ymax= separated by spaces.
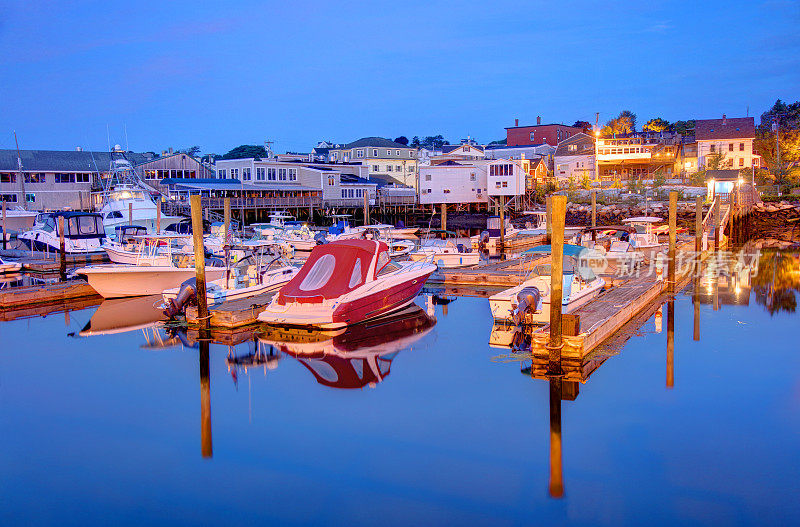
xmin=479 ymin=230 xmax=490 ymax=251
xmin=163 ymin=277 xmax=197 ymax=318
xmin=512 ymin=286 xmax=542 ymax=326
xmin=314 ymin=231 xmax=328 ymax=245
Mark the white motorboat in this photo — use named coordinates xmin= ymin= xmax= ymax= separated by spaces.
xmin=76 ymin=233 xmax=226 ymax=298
xmin=359 ymin=225 xmax=415 ymax=258
xmin=96 ymin=184 xmax=183 ymax=236
xmin=470 ymin=215 xmax=519 ymax=250
xmin=324 ymin=214 xmax=365 ymax=241
xmin=489 ymin=244 xmax=605 ymax=324
xmin=18 ymin=211 xmax=107 ymax=254
xmin=0 ymin=207 xmax=38 ymax=232
xmin=622 ymin=216 xmax=665 ymax=258
xmin=409 ymin=230 xmax=481 ymax=268
xmin=258 ymin=239 xmax=436 ymax=329
xmin=162 ymin=242 xmax=298 ymax=307
xmin=279 ymin=223 xmax=318 ymax=252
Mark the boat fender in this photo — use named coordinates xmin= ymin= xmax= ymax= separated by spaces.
xmin=513 ymin=287 xmax=542 ymax=325
xmin=164 ymin=277 xmax=197 ymax=318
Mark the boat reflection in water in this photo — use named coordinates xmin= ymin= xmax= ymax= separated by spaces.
xmin=77 ymin=295 xmax=167 ymax=337
xmin=254 ymin=304 xmax=436 ymax=389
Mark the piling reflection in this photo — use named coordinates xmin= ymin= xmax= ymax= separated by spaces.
xmin=200 ymin=340 xmax=212 ymax=459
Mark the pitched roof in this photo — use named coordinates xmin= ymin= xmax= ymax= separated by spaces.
xmin=695 ymin=117 xmax=755 ymax=140
xmin=340 ymin=173 xmax=377 ymax=186
xmin=441 ymin=144 xmax=484 ymax=154
xmin=706 ymin=169 xmax=741 ymax=181
xmin=343 ymin=137 xmax=410 ymax=149
xmin=554 ymin=133 xmax=596 ymax=157
xmin=0 ymin=149 xmax=152 ymax=172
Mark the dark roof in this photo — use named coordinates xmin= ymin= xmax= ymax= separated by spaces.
xmin=484 ymin=143 xmax=550 ymax=150
xmin=340 ymin=173 xmax=377 ymax=186
xmin=441 ymin=144 xmax=484 ymax=154
xmin=343 ymin=137 xmax=411 ymax=149
xmin=554 ymin=133 xmax=596 ymax=157
xmin=530 ymin=158 xmax=543 ymax=168
xmin=0 ymin=149 xmax=151 ymax=172
xmin=706 ymin=169 xmax=741 ymax=180
xmin=505 ymin=123 xmax=582 ymax=130
xmin=160 ymin=177 xmax=242 ymax=185
xmin=695 ymin=117 xmax=755 ymax=140
xmin=434 ymin=160 xmax=465 ymax=166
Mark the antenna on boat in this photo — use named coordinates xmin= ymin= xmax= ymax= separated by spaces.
xmin=124 ymin=124 xmax=129 ymax=152
xmin=13 ymin=131 xmax=26 ymax=210
xmin=106 ymin=124 xmax=111 ymax=152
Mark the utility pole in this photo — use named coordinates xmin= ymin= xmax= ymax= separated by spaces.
xmin=774 ymin=117 xmax=781 ymax=192
xmin=13 ymin=132 xmax=26 ymax=210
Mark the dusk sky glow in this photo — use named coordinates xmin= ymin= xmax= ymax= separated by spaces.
xmin=1 ymin=0 xmax=798 ymax=154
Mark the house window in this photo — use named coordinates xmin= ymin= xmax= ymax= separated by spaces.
xmin=396 ymin=150 xmax=400 ymax=156
xmin=463 ymin=146 xmax=469 ymax=152
xmin=387 ymin=165 xmax=392 ymax=172
xmin=341 ymin=189 xmax=346 ymax=198
xmin=709 ymin=144 xmax=715 ymax=153
xmin=328 ymin=176 xmax=335 ymax=185
xmin=728 ymin=143 xmax=734 ymax=152
xmin=218 ymin=169 xmax=226 ymax=179
xmin=288 ymin=168 xmax=297 ymax=181
xmin=502 ymin=181 xmax=508 ymax=188
xmin=425 ymin=174 xmax=431 ymax=181
xmin=408 ymin=166 xmax=414 ymax=172
xmin=268 ymin=168 xmax=276 ymax=181
xmin=55 ymin=173 xmax=75 ymax=183
xmin=231 ymin=168 xmax=239 ymax=179
xmin=443 ymin=189 xmax=451 ymax=194
xmin=739 ymin=158 xmax=744 ymax=167
xmin=256 ymin=167 xmax=266 ymax=181
xmin=1 ymin=194 xmax=18 ymax=203
xmin=495 ymin=182 xmax=501 ymax=189
xmin=470 ymin=173 xmax=476 ymax=181
xmin=1 ymin=173 xmax=16 ymax=183
xmin=278 ymin=168 xmax=287 ymax=181
xmin=387 ymin=149 xmax=391 ymax=156
xmin=24 ymin=173 xmax=45 ymax=183
xmin=426 ymin=188 xmax=431 ymax=194
xmin=373 ymin=149 xmax=378 ymax=156
xmin=331 ymin=152 xmax=337 ymax=160
xmin=76 ymin=173 xmax=89 ymax=183
xmin=396 ymin=165 xmax=401 ymax=172
xmin=242 ymin=167 xmax=252 ymax=181
xmin=530 ymin=131 xmax=535 ymax=141
xmin=739 ymin=142 xmax=745 ymax=151
xmin=409 ymin=151 xmax=414 ymax=157
xmin=25 ymin=193 xmax=35 ymax=203
xmin=372 ymin=165 xmax=379 ymax=172
xmin=357 ymin=149 xmax=364 ymax=157
xmin=568 ymin=144 xmax=577 ymax=152
xmin=356 ymin=189 xmax=362 ymax=198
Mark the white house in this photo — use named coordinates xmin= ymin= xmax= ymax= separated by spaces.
xmin=554 ymin=133 xmax=596 ymax=183
xmin=418 ymin=160 xmax=489 ymax=207
xmin=695 ymin=116 xmax=760 ymax=170
xmin=487 ymin=158 xmax=528 ymax=198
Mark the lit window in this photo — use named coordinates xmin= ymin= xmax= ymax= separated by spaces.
xmin=373 ymin=149 xmax=378 ymax=156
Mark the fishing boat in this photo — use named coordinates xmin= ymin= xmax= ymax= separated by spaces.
xmin=257 ymin=239 xmax=436 ymax=329
xmin=96 ymin=184 xmax=183 ymax=236
xmin=103 ymin=231 xmax=189 ymax=266
xmin=470 ymin=215 xmax=519 ymax=250
xmin=324 ymin=214 xmax=365 ymax=241
xmin=18 ymin=211 xmax=107 ymax=254
xmin=162 ymin=242 xmax=298 ymax=309
xmin=75 ymin=234 xmax=226 ymax=298
xmin=621 ymin=216 xmax=665 ymax=258
xmin=489 ymin=244 xmax=605 ymax=323
xmin=258 ymin=304 xmax=435 ymax=389
xmin=408 ymin=230 xmax=481 ymax=268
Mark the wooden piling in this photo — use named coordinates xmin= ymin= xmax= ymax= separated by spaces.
xmin=548 ymin=377 xmax=564 ymax=498
xmin=695 ymin=196 xmax=702 ymax=254
xmin=548 ymin=195 xmax=566 ymax=375
xmin=2 ymin=200 xmax=6 ymax=251
xmin=591 ymin=190 xmax=597 ymax=242
xmin=190 ymin=195 xmax=209 ymax=327
xmin=668 ymin=191 xmax=677 ymax=294
xmin=128 ymin=202 xmax=133 ymax=225
xmin=499 ymin=196 xmax=505 ymax=252
xmin=693 ymin=277 xmax=700 ymax=342
xmin=363 ymin=191 xmax=369 ymax=225
xmin=200 ymin=340 xmax=212 ymax=458
xmin=223 ymin=197 xmax=231 ymax=242
xmin=441 ymin=203 xmax=447 ymax=232
xmin=58 ymin=215 xmax=66 ymax=281
xmin=156 ymin=202 xmax=161 ymax=233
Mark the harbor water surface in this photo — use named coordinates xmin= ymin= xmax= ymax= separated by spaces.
xmin=1 ymin=251 xmax=799 ymax=526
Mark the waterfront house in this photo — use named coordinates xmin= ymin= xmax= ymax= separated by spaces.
xmin=694 ymin=116 xmax=760 ymax=171
xmin=554 ymin=133 xmax=596 ymax=184
xmin=327 ymin=137 xmax=418 ymax=189
xmin=505 ymin=117 xmax=583 ymax=147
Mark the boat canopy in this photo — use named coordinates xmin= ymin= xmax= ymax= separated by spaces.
xmin=579 ymin=225 xmax=636 ymax=234
xmin=277 ymin=239 xmax=387 ymax=304
xmin=523 ymin=244 xmax=587 ymax=258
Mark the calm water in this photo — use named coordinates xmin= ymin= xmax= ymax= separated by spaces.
xmin=1 ymin=251 xmax=799 ymax=526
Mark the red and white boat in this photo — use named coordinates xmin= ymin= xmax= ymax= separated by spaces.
xmin=257 ymin=239 xmax=436 ymax=329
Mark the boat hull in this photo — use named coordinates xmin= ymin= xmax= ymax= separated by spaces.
xmin=78 ymin=265 xmax=226 ymax=298
xmin=489 ymin=277 xmax=605 ymax=323
xmin=408 ymin=250 xmax=480 ymax=268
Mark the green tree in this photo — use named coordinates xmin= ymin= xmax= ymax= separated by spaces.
xmin=394 ymin=136 xmax=409 ymax=145
xmin=488 ymin=138 xmax=507 ymax=145
xmin=759 ymin=99 xmax=800 ymax=132
xmin=643 ymin=118 xmax=670 ymax=132
xmin=688 ymin=169 xmax=707 ymax=186
xmin=421 ymin=135 xmax=447 ymax=149
xmin=572 ymin=120 xmax=592 ymax=134
xmin=706 ymin=151 xmax=730 ymax=170
xmin=652 ymin=169 xmax=666 ymax=188
xmin=567 ymin=174 xmax=577 ymax=191
xmin=673 ymin=120 xmax=695 ymax=136
xmin=581 ymin=174 xmax=591 ymax=190
xmin=602 ymin=110 xmax=637 ymax=136
xmin=179 ymin=146 xmax=201 ymax=157
xmin=410 ymin=136 xmax=421 ymax=147
xmin=221 ymin=145 xmax=268 ymax=160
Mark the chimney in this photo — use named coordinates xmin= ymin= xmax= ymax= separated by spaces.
xmin=537 ymin=116 xmax=541 ymax=125
xmin=515 ymin=118 xmax=519 ymax=127
xmin=75 ymin=146 xmax=82 ymax=151
xmin=722 ymin=114 xmax=727 ymax=124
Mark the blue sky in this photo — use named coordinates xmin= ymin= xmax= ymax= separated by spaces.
xmin=0 ymin=0 xmax=798 ymax=155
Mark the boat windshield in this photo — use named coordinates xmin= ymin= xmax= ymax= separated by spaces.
xmin=66 ymin=215 xmax=102 ymax=236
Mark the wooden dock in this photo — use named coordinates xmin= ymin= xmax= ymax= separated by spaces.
xmin=0 ymin=279 xmax=101 ymax=312
xmin=185 ymin=291 xmax=278 ymax=328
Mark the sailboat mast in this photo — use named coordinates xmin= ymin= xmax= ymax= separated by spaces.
xmin=13 ymin=131 xmax=26 ymax=211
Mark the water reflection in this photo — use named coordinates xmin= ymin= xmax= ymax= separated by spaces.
xmin=752 ymin=250 xmax=800 ymax=314
xmin=255 ymin=305 xmax=436 ymax=390
xmin=77 ymin=295 xmax=166 ymax=336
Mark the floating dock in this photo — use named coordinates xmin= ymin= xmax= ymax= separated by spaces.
xmin=0 ymin=279 xmax=102 ymax=315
